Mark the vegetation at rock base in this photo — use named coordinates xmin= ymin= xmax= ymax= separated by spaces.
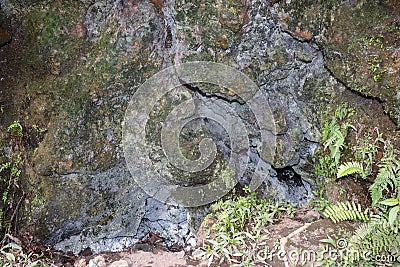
xmin=1 ymin=120 xmax=24 ymax=239
xmin=315 ymin=103 xmax=355 ymax=181
xmin=0 ymin=118 xmax=51 ymax=266
xmin=195 ymin=187 xmax=295 ymax=266
xmin=0 ymin=241 xmax=50 ymax=267
xmin=316 ymin=105 xmax=400 ymax=266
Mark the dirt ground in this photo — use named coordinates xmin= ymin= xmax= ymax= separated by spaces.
xmin=72 ymin=249 xmax=197 ymax=267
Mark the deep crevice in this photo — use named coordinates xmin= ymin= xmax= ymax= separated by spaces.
xmin=313 ymin=41 xmax=385 ymax=105
xmin=275 ymin=166 xmax=303 ymax=187
xmin=178 ymin=78 xmax=245 ymax=105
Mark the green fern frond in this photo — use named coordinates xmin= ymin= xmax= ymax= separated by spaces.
xmin=349 ymin=215 xmax=400 ymax=256
xmin=323 ymin=124 xmax=342 ymax=150
xmin=332 ymin=137 xmax=345 ymax=165
xmin=322 ymin=201 xmax=370 ymax=223
xmin=334 ymin=103 xmax=354 ymax=121
xmin=349 ymin=223 xmax=374 ymax=245
xmin=369 ymin=161 xmax=400 ymax=206
xmin=337 ymin=161 xmax=364 ymax=179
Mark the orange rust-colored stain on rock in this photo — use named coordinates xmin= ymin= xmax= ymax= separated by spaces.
xmin=227 ymin=90 xmax=236 ymax=96
xmin=149 ymin=0 xmax=165 ymax=9
xmin=130 ymin=0 xmax=138 ymax=8
xmin=122 ymin=0 xmax=138 ymax=12
xmin=58 ymin=157 xmax=73 ymax=171
xmin=294 ymin=26 xmax=313 ymax=40
xmin=0 ymin=28 xmax=10 ymax=37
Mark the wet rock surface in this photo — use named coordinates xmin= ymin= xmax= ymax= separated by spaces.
xmin=0 ymin=0 xmax=398 ymax=255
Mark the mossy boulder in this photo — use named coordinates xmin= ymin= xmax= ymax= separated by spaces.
xmin=0 ymin=0 xmax=398 ymax=254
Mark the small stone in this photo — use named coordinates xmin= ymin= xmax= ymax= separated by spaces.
xmin=88 ymin=256 xmax=106 ymax=267
xmin=191 ymin=249 xmax=206 ymax=260
xmin=74 ymin=259 xmax=87 ymax=267
xmin=109 ymin=260 xmax=129 ymax=267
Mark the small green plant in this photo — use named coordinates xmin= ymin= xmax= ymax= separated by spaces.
xmin=337 ymin=130 xmax=384 ymax=181
xmin=349 ymin=207 xmax=400 ymax=263
xmin=7 ymin=121 xmax=23 ymax=138
xmin=369 ymin=141 xmax=400 ymax=206
xmin=0 ymin=154 xmax=23 ymax=237
xmin=0 ymin=154 xmax=22 ymax=204
xmin=366 ymin=55 xmax=388 ymax=83
xmin=337 ymin=161 xmax=364 ymax=179
xmin=312 ymin=186 xmax=331 ymax=212
xmin=354 ymin=130 xmax=383 ymax=176
xmin=380 ymin=198 xmax=400 ymax=226
xmin=1 ymin=120 xmax=25 ymax=240
xmin=197 ymin=187 xmax=293 ymax=266
xmin=316 ymin=103 xmax=355 ymax=180
xmin=0 ymin=241 xmax=50 ymax=267
xmin=32 ymin=125 xmax=47 ymax=134
xmin=360 ymin=34 xmax=384 ymax=48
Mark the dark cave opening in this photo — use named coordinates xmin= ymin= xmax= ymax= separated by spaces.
xmin=275 ymin=166 xmax=304 ymax=187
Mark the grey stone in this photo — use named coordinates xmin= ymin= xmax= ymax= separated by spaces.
xmin=88 ymin=256 xmax=106 ymax=267
xmin=3 ymin=0 xmax=394 ymax=256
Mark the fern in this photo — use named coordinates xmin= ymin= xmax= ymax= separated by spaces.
xmin=337 ymin=161 xmax=364 ymax=179
xmin=349 ymin=223 xmax=374 ymax=245
xmin=334 ymin=103 xmax=354 ymax=121
xmin=349 ymin=215 xmax=400 ymax=256
xmin=318 ymin=104 xmax=355 ymax=180
xmin=322 ymin=201 xmax=370 ymax=223
xmin=369 ymin=156 xmax=400 ymax=206
xmin=323 ymin=122 xmax=345 ymax=166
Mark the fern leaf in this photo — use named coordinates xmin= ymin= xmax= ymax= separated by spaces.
xmin=324 ymin=124 xmax=341 ymax=150
xmin=389 ymin=206 xmax=400 ymax=226
xmin=337 ymin=161 xmax=364 ymax=179
xmin=369 ymin=163 xmax=398 ymax=206
xmin=322 ymin=201 xmax=370 ymax=223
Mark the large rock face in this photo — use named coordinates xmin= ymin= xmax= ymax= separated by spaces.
xmin=0 ymin=0 xmax=398 ymax=254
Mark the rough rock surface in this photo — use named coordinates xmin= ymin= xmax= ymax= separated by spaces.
xmin=0 ymin=0 xmax=398 ymax=255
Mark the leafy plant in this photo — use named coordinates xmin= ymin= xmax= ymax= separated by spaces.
xmin=380 ymin=198 xmax=400 ymax=226
xmin=316 ymin=103 xmax=355 ymax=180
xmin=348 ymin=215 xmax=400 ymax=263
xmin=369 ymin=146 xmax=400 ymax=206
xmin=312 ymin=186 xmax=331 ymax=212
xmin=0 ymin=241 xmax=50 ymax=267
xmin=353 ymin=130 xmax=383 ymax=178
xmin=322 ymin=201 xmax=370 ymax=223
xmin=337 ymin=161 xmax=365 ymax=179
xmin=196 ymin=188 xmax=293 ymax=266
xmin=316 ymin=106 xmax=400 ymax=266
xmin=7 ymin=121 xmax=23 ymax=139
xmin=1 ymin=120 xmax=26 ymax=241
